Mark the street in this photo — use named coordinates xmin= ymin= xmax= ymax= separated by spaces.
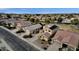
xmin=0 ymin=27 xmax=40 ymax=51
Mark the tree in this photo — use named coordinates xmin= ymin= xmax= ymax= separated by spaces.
xmin=6 ymin=14 xmax=11 ymax=18
xmin=51 ymin=17 xmax=56 ymax=23
xmin=57 ymin=17 xmax=63 ymax=23
xmin=45 ymin=19 xmax=50 ymax=24
xmin=30 ymin=18 xmax=34 ymax=23
xmin=8 ymin=23 xmax=11 ymax=26
xmin=34 ymin=19 xmax=39 ymax=24
xmin=76 ymin=40 xmax=79 ymax=51
xmin=71 ymin=19 xmax=79 ymax=25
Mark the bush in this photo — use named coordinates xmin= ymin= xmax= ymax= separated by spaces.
xmin=76 ymin=48 xmax=79 ymax=51
xmin=16 ymin=29 xmax=25 ymax=33
xmin=71 ymin=19 xmax=79 ymax=25
xmin=43 ymin=47 xmax=47 ymax=50
xmin=59 ymin=48 xmax=62 ymax=51
xmin=23 ymin=34 xmax=32 ymax=38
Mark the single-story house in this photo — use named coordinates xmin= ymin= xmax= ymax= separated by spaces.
xmin=0 ymin=20 xmax=6 ymax=25
xmin=62 ymin=19 xmax=71 ymax=24
xmin=24 ymin=24 xmax=42 ymax=35
xmin=16 ymin=20 xmax=32 ymax=30
xmin=0 ymin=19 xmax=16 ymax=27
xmin=5 ymin=19 xmax=17 ymax=27
xmin=52 ymin=30 xmax=79 ymax=50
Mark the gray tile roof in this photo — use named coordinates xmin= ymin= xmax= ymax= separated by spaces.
xmin=25 ymin=24 xmax=42 ymax=31
xmin=16 ymin=20 xmax=32 ymax=27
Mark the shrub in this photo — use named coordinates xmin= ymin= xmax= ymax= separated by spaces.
xmin=16 ymin=29 xmax=25 ymax=33
xmin=23 ymin=34 xmax=32 ymax=38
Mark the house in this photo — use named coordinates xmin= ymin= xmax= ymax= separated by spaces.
xmin=39 ymin=32 xmax=51 ymax=41
xmin=5 ymin=19 xmax=17 ymax=27
xmin=24 ymin=24 xmax=42 ymax=35
xmin=43 ymin=24 xmax=58 ymax=34
xmin=0 ymin=19 xmax=16 ymax=27
xmin=0 ymin=20 xmax=6 ymax=25
xmin=62 ymin=19 xmax=71 ymax=24
xmin=39 ymin=24 xmax=58 ymax=41
xmin=16 ymin=20 xmax=32 ymax=30
xmin=52 ymin=30 xmax=79 ymax=51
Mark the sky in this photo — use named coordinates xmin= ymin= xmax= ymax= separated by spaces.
xmin=0 ymin=8 xmax=79 ymax=14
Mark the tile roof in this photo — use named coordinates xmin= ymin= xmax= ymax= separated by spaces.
xmin=53 ymin=30 xmax=79 ymax=48
xmin=16 ymin=20 xmax=32 ymax=27
xmin=0 ymin=19 xmax=17 ymax=24
xmin=25 ymin=24 xmax=42 ymax=31
xmin=43 ymin=32 xmax=51 ymax=39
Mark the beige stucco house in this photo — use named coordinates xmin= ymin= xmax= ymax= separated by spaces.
xmin=38 ymin=24 xmax=58 ymax=41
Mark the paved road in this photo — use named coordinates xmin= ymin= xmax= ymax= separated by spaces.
xmin=0 ymin=38 xmax=13 ymax=51
xmin=0 ymin=27 xmax=39 ymax=51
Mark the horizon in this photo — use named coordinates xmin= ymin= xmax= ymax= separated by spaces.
xmin=0 ymin=8 xmax=79 ymax=14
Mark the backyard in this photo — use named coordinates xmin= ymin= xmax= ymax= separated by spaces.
xmin=58 ymin=24 xmax=79 ymax=33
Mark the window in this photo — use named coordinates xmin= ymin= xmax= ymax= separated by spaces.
xmin=59 ymin=48 xmax=62 ymax=51
xmin=76 ymin=48 xmax=79 ymax=51
xmin=62 ymin=44 xmax=68 ymax=48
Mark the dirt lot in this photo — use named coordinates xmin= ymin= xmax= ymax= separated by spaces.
xmin=58 ymin=24 xmax=79 ymax=33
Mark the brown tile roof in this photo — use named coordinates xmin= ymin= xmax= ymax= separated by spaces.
xmin=53 ymin=30 xmax=79 ymax=48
